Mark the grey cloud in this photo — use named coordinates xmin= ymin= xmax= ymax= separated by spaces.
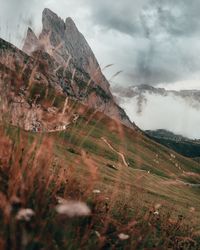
xmin=0 ymin=0 xmax=42 ymax=46
xmin=155 ymin=1 xmax=200 ymax=37
xmin=84 ymin=0 xmax=200 ymax=85
xmin=87 ymin=0 xmax=148 ymax=36
xmin=88 ymin=0 xmax=200 ymax=38
xmin=1 ymin=0 xmax=200 ymax=87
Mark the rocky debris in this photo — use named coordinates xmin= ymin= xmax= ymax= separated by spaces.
xmin=47 ymin=107 xmax=58 ymax=114
xmin=8 ymin=101 xmax=42 ymax=132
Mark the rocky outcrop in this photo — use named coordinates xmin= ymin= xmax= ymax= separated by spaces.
xmin=0 ymin=7 xmax=135 ymax=129
xmin=22 ymin=9 xmax=134 ymax=128
xmin=25 ymin=8 xmax=111 ymax=94
xmin=0 ymin=37 xmax=70 ymax=131
xmin=0 ymin=37 xmax=131 ymax=131
xmin=23 ymin=28 xmax=40 ymax=54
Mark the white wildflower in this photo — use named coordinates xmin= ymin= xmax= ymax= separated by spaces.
xmin=95 ymin=231 xmax=101 ymax=238
xmin=16 ymin=208 xmax=35 ymax=222
xmin=93 ymin=189 xmax=101 ymax=194
xmin=56 ymin=201 xmax=91 ymax=217
xmin=118 ymin=233 xmax=130 ymax=240
xmin=153 ymin=210 xmax=159 ymax=215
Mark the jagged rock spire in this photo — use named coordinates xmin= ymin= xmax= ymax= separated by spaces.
xmin=22 ymin=27 xmax=40 ymax=55
xmin=22 ymin=9 xmax=133 ymax=128
xmin=23 ymin=8 xmax=111 ymax=93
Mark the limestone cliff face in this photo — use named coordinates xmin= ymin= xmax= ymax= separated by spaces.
xmin=0 ymin=38 xmax=70 ymax=132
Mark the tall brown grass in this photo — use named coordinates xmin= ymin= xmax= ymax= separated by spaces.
xmin=0 ymin=124 xmax=199 ymax=250
xmin=0 ymin=38 xmax=199 ymax=249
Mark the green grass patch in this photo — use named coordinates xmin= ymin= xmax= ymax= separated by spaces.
xmin=141 ymin=164 xmax=169 ymax=178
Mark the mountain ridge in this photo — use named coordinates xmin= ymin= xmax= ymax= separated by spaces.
xmin=24 ymin=8 xmax=110 ymax=93
xmin=145 ymin=129 xmax=200 ymax=160
xmin=22 ymin=8 xmax=134 ymax=129
xmin=113 ymin=84 xmax=200 ymax=99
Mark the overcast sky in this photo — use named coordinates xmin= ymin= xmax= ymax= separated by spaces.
xmin=1 ymin=0 xmax=200 ymax=89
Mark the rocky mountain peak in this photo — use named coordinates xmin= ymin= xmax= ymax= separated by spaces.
xmin=22 ymin=27 xmax=39 ymax=55
xmin=42 ymin=8 xmax=64 ymax=28
xmin=65 ymin=17 xmax=77 ymax=29
xmin=23 ymin=9 xmax=111 ymax=92
xmin=43 ymin=8 xmax=58 ymax=18
xmin=21 ymin=8 xmax=134 ymax=129
xmin=41 ymin=8 xmax=65 ymax=46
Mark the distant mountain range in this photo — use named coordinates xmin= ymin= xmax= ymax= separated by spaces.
xmin=145 ymin=129 xmax=200 ymax=161
xmin=113 ymin=84 xmax=200 ymax=112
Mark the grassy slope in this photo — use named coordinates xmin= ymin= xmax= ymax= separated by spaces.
xmin=2 ymin=100 xmax=200 ymax=228
xmin=1 ymin=38 xmax=200 ymax=248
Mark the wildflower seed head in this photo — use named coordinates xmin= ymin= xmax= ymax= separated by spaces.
xmin=56 ymin=201 xmax=91 ymax=217
xmin=153 ymin=210 xmax=159 ymax=215
xmin=92 ymin=189 xmax=101 ymax=194
xmin=16 ymin=208 xmax=35 ymax=222
xmin=118 ymin=233 xmax=130 ymax=240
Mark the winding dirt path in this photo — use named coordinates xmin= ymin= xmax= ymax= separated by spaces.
xmin=101 ymin=137 xmax=200 ymax=186
xmin=101 ymin=137 xmax=128 ymax=167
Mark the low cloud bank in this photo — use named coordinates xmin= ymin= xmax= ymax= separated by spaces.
xmin=115 ymin=89 xmax=200 ymax=139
